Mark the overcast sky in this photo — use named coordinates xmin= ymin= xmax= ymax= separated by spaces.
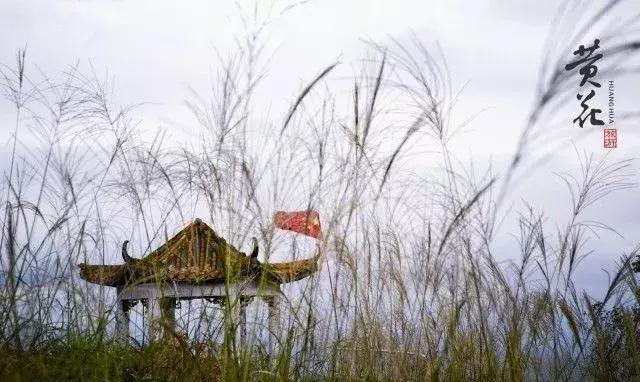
xmin=1 ymin=0 xmax=639 ymax=298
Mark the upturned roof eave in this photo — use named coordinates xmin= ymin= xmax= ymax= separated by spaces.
xmin=78 ymin=256 xmax=320 ymax=287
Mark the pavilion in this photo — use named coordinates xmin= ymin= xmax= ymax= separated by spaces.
xmin=78 ymin=218 xmax=320 ymax=343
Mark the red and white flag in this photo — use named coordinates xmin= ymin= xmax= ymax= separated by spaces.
xmin=273 ymin=210 xmax=321 ymax=239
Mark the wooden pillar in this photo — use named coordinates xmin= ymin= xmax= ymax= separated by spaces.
xmin=238 ymin=297 xmax=252 ymax=347
xmin=265 ymin=295 xmax=281 ymax=352
xmin=160 ymin=297 xmax=176 ymax=339
xmin=267 ymin=296 xmax=280 ymax=335
xmin=145 ymin=297 xmax=176 ymax=342
xmin=145 ymin=298 xmax=162 ymax=342
xmin=115 ymin=299 xmax=132 ymax=342
xmin=239 ymin=299 xmax=247 ymax=346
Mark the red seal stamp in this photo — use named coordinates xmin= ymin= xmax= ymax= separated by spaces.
xmin=604 ymin=128 xmax=617 ymax=148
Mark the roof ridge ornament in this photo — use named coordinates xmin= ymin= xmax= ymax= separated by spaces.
xmin=121 ymin=240 xmax=139 ymax=264
xmin=250 ymin=237 xmax=259 ymax=258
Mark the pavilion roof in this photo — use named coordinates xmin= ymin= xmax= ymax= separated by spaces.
xmin=78 ymin=219 xmax=319 ymax=287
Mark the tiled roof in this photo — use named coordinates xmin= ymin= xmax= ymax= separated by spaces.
xmin=78 ymin=219 xmax=319 ymax=286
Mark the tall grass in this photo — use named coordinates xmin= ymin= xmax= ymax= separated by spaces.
xmin=1 ymin=1 xmax=640 ymax=381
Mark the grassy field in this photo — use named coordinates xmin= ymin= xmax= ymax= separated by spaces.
xmin=2 ymin=2 xmax=640 ymax=381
